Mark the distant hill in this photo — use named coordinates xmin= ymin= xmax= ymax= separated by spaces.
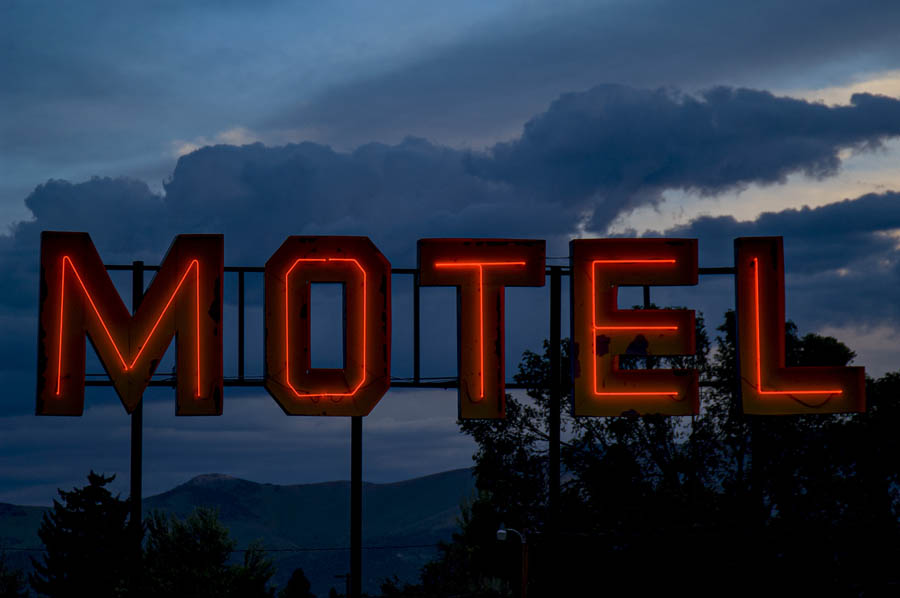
xmin=0 ymin=502 xmax=46 ymax=575
xmin=0 ymin=468 xmax=476 ymax=596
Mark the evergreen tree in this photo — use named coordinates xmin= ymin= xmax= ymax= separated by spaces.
xmin=29 ymin=471 xmax=132 ymax=598
xmin=231 ymin=541 xmax=276 ymax=598
xmin=0 ymin=554 xmax=28 ymax=598
xmin=140 ymin=507 xmax=274 ymax=598
xmin=280 ymin=568 xmax=315 ymax=598
xmin=406 ymin=310 xmax=900 ymax=595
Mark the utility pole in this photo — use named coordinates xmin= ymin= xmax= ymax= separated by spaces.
xmin=350 ymin=416 xmax=362 ymax=597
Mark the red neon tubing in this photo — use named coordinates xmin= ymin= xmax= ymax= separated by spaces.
xmin=591 ymin=258 xmax=680 ymax=397
xmin=595 ymin=326 xmax=679 ymax=331
xmin=56 ymin=257 xmax=202 ymax=397
xmin=284 ymin=258 xmax=366 ymax=398
xmin=751 ymin=257 xmax=842 ymax=396
xmin=593 ymin=259 xmax=676 ymax=264
xmin=434 ymin=261 xmax=527 ymax=399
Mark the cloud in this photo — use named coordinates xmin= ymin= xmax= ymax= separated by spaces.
xmin=0 ymin=0 xmax=521 ymax=221
xmin=7 ymin=0 xmax=900 ymax=224
xmin=469 ymin=86 xmax=900 ymax=230
xmin=159 ymin=138 xmax=580 ymax=265
xmin=783 ymin=69 xmax=900 ymax=106
xmin=654 ymin=191 xmax=900 ymax=332
xmin=0 ymin=177 xmax=168 ymax=312
xmin=156 ymin=85 xmax=900 ymax=259
xmin=170 ymin=127 xmax=265 ymax=158
xmin=267 ymin=1 xmax=900 ymax=148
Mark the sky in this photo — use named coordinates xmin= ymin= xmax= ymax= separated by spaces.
xmin=3 ymin=0 xmax=900 ymax=505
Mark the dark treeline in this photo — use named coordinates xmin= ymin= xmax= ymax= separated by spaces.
xmin=6 ymin=310 xmax=898 ymax=597
xmin=1 ymin=472 xmax=316 ymax=598
xmin=383 ymin=310 xmax=900 ymax=597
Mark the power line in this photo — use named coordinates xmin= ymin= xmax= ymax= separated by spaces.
xmin=232 ymin=542 xmax=441 ymax=553
xmin=2 ymin=542 xmax=443 ymax=554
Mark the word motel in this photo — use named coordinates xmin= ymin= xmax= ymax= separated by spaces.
xmin=36 ymin=232 xmax=864 ymax=420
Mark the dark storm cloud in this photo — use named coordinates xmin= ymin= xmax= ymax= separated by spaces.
xmin=160 ymin=138 xmax=578 ymax=264
xmin=470 ymin=86 xmax=900 ymax=229
xmin=666 ymin=192 xmax=900 ymax=267
xmin=7 ymin=0 xmax=900 ymax=211
xmin=660 ymin=192 xmax=900 ymax=327
xmin=144 ymin=86 xmax=900 ymax=258
xmin=5 ymin=84 xmax=900 ymax=307
xmin=272 ymin=0 xmax=900 ymax=147
xmin=0 ymin=178 xmax=168 ymax=309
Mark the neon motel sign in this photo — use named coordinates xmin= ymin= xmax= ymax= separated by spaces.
xmin=36 ymin=232 xmax=865 ymax=419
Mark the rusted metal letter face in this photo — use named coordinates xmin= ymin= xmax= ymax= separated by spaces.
xmin=571 ymin=238 xmax=698 ymax=416
xmin=37 ymin=232 xmax=224 ymax=416
xmin=418 ymin=239 xmax=545 ymax=419
xmin=265 ymin=236 xmax=391 ymax=416
xmin=734 ymin=237 xmax=864 ymax=414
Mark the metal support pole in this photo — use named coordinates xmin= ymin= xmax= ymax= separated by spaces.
xmin=547 ymin=267 xmax=561 ymax=597
xmin=238 ymin=270 xmax=245 ymax=380
xmin=643 ymin=285 xmax=651 ymax=309
xmin=130 ymin=261 xmax=144 ymax=556
xmin=413 ymin=271 xmax=421 ymax=384
xmin=548 ymin=268 xmax=561 ymax=523
xmin=350 ymin=416 xmax=362 ymax=598
xmin=521 ymin=541 xmax=529 ymax=598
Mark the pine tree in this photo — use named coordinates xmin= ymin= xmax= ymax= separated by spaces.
xmin=280 ymin=567 xmax=315 ymax=598
xmin=0 ymin=554 xmax=28 ymax=598
xmin=141 ymin=507 xmax=275 ymax=598
xmin=29 ymin=471 xmax=132 ymax=597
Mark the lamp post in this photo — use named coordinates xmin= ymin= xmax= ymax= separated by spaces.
xmin=497 ymin=524 xmax=528 ymax=598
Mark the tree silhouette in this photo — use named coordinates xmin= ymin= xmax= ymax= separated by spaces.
xmin=140 ymin=507 xmax=275 ymax=598
xmin=0 ymin=554 xmax=28 ymax=598
xmin=280 ymin=568 xmax=315 ymax=598
xmin=400 ymin=310 xmax=900 ymax=595
xmin=29 ymin=471 xmax=132 ymax=597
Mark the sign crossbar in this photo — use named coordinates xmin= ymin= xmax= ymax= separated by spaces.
xmin=86 ymin=265 xmax=735 ymax=388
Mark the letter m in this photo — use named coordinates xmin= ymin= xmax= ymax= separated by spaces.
xmin=37 ymin=232 xmax=223 ymax=416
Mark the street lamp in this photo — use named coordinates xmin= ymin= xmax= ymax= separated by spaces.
xmin=497 ymin=524 xmax=528 ymax=598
